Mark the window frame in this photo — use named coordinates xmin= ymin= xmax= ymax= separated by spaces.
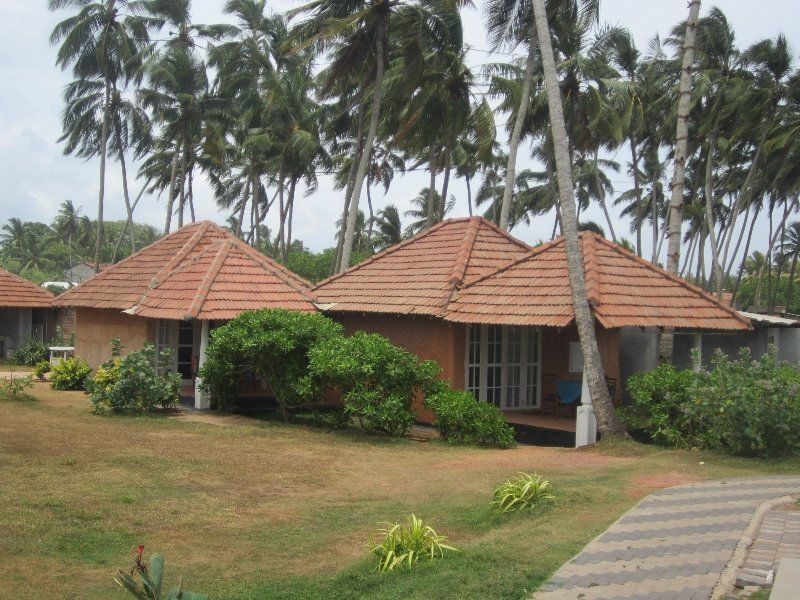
xmin=464 ymin=324 xmax=541 ymax=411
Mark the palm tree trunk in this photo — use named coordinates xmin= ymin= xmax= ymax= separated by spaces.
xmin=659 ymin=0 xmax=701 ymax=362
xmin=188 ymin=168 xmax=195 ymax=223
xmin=703 ymin=136 xmax=724 ymax=297
xmin=112 ymin=182 xmax=146 ymax=263
xmin=286 ymin=179 xmax=296 ymax=261
xmin=339 ymin=16 xmax=386 ymax=273
xmin=164 ymin=141 xmax=180 ymax=235
xmin=731 ymin=204 xmax=761 ymax=305
xmin=177 ymin=132 xmax=189 ymax=229
xmin=439 ymin=123 xmax=455 ymax=222
xmin=236 ymin=166 xmax=253 ymax=239
xmin=650 ymin=170 xmax=660 ymax=263
xmin=335 ymin=102 xmax=366 ymax=272
xmin=426 ymin=146 xmax=438 ymax=227
xmin=726 ymin=203 xmax=751 ymax=277
xmin=112 ymin=106 xmax=136 ymax=256
xmin=366 ymin=179 xmax=374 ymax=253
xmin=277 ymin=173 xmax=286 ymax=260
xmin=785 ymin=249 xmax=798 ymax=317
xmin=629 ymin=135 xmax=643 ymax=256
xmin=466 ymin=176 xmax=473 ymax=217
xmin=532 ymin=0 xmax=626 ymax=437
xmin=95 ymin=77 xmax=112 ymax=269
xmin=253 ymin=173 xmax=262 ymax=249
xmin=498 ymin=30 xmax=537 ymax=231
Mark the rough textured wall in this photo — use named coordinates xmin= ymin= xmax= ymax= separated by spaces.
xmin=330 ymin=313 xmax=466 ymax=423
xmin=75 ymin=308 xmax=154 ymax=369
xmin=540 ymin=324 xmax=621 ymax=404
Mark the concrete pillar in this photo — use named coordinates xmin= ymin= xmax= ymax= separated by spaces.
xmin=692 ymin=331 xmax=703 ymax=373
xmin=194 ymin=320 xmax=210 ymax=410
xmin=575 ymin=369 xmax=597 ymax=448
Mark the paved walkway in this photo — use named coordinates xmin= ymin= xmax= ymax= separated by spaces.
xmin=736 ymin=502 xmax=800 ymax=588
xmin=535 ymin=476 xmax=800 ymax=600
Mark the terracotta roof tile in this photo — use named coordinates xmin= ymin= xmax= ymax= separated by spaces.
xmin=0 ymin=268 xmax=54 ymax=308
xmin=313 ymin=217 xmax=531 ymax=315
xmin=447 ymin=232 xmax=751 ymax=331
xmin=54 ymin=221 xmax=316 ymax=319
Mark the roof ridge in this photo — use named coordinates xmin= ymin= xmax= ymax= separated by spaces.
xmin=151 ymin=221 xmax=213 ymax=288
xmin=581 ymin=233 xmax=601 ymax=306
xmin=591 ymin=233 xmax=752 ymax=328
xmin=456 ymin=236 xmax=566 ymax=293
xmin=441 ymin=218 xmax=483 ymax=314
xmin=475 ymin=217 xmax=534 ymax=251
xmin=230 ymin=238 xmax=314 ymax=291
xmin=184 ymin=239 xmax=232 ymax=320
xmin=312 ymin=218 xmax=455 ymax=290
xmin=230 ymin=242 xmax=318 ymax=302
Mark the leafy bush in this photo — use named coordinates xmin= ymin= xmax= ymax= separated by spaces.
xmin=11 ymin=338 xmax=48 ymax=366
xmin=492 ymin=473 xmax=554 ymax=515
xmin=199 ymin=309 xmax=344 ymax=416
xmin=33 ymin=360 xmax=51 ymax=381
xmin=369 ymin=515 xmax=457 ymax=571
xmin=89 ymin=344 xmax=180 ymax=414
xmin=621 ymin=363 xmax=702 ymax=448
xmin=50 ymin=357 xmax=91 ymax=390
xmin=115 ymin=545 xmax=207 ymax=600
xmin=425 ymin=389 xmax=516 ymax=448
xmin=622 ymin=349 xmax=800 ymax=458
xmin=309 ymin=332 xmax=442 ymax=436
xmin=0 ymin=374 xmax=34 ymax=401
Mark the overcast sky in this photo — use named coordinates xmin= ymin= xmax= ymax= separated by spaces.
xmin=1 ymin=1 xmax=797 ymax=255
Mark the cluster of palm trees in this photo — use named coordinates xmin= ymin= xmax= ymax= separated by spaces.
xmin=0 ymin=201 xmax=158 ymax=282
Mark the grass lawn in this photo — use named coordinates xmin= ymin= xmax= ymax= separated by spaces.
xmin=2 ymin=384 xmax=799 ymax=599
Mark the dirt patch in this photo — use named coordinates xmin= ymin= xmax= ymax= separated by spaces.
xmin=626 ymin=471 xmax=703 ymax=498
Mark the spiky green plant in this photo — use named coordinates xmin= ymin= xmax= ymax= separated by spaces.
xmin=492 ymin=473 xmax=554 ymax=515
xmin=115 ymin=546 xmax=207 ymax=600
xmin=369 ymin=514 xmax=457 ymax=572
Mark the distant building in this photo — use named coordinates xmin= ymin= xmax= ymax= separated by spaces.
xmin=65 ymin=262 xmax=110 ymax=285
xmin=0 ymin=267 xmax=56 ymax=359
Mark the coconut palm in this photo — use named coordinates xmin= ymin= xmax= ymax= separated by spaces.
xmin=404 ymin=188 xmax=455 ymax=238
xmin=372 ymin=205 xmax=404 ymax=252
xmin=530 ymin=0 xmax=625 ymax=437
xmin=52 ymin=200 xmax=82 ymax=269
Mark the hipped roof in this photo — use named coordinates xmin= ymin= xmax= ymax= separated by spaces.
xmin=54 ymin=221 xmax=317 ymax=319
xmin=446 ymin=231 xmax=751 ymax=330
xmin=313 ymin=217 xmax=532 ymax=316
xmin=0 ymin=267 xmax=54 ymax=308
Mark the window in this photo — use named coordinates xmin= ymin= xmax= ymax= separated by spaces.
xmin=569 ymin=342 xmax=583 ymax=373
xmin=465 ymin=325 xmax=541 ymax=410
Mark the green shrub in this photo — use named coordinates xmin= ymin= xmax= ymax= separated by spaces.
xmin=0 ymin=374 xmax=34 ymax=401
xmin=622 ymin=348 xmax=800 ymax=458
xmin=89 ymin=344 xmax=180 ymax=414
xmin=11 ymin=338 xmax=48 ymax=366
xmin=621 ymin=363 xmax=703 ymax=448
xmin=425 ymin=389 xmax=516 ymax=448
xmin=33 ymin=360 xmax=51 ymax=381
xmin=115 ymin=545 xmax=207 ymax=599
xmin=369 ymin=515 xmax=457 ymax=571
xmin=50 ymin=357 xmax=91 ymax=391
xmin=492 ymin=473 xmax=554 ymax=515
xmin=309 ymin=332 xmax=442 ymax=436
xmin=199 ymin=309 xmax=344 ymax=416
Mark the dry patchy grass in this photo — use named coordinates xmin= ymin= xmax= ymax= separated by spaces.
xmin=1 ymin=382 xmax=799 ymax=599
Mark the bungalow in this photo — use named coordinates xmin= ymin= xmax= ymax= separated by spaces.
xmin=52 ymin=221 xmax=317 ymax=407
xmin=0 ymin=267 xmax=56 ymax=358
xmin=314 ymin=217 xmax=751 ymax=440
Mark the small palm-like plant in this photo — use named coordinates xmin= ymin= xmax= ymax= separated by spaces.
xmin=369 ymin=514 xmax=457 ymax=572
xmin=115 ymin=546 xmax=207 ymax=600
xmin=492 ymin=473 xmax=554 ymax=515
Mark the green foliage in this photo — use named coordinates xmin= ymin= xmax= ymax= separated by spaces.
xmin=369 ymin=515 xmax=457 ymax=572
xmin=622 ymin=363 xmax=701 ymax=448
xmin=309 ymin=332 xmax=442 ymax=436
xmin=115 ymin=547 xmax=207 ymax=600
xmin=0 ymin=374 xmax=35 ymax=401
xmin=425 ymin=389 xmax=516 ymax=448
xmin=199 ymin=309 xmax=344 ymax=416
xmin=622 ymin=349 xmax=800 ymax=458
xmin=50 ymin=357 xmax=91 ymax=391
xmin=492 ymin=473 xmax=554 ymax=516
xmin=285 ymin=247 xmax=336 ymax=284
xmin=88 ymin=344 xmax=180 ymax=414
xmin=11 ymin=338 xmax=48 ymax=366
xmin=33 ymin=360 xmax=51 ymax=381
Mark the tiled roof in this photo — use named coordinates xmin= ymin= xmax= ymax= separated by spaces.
xmin=54 ymin=221 xmax=316 ymax=319
xmin=0 ymin=268 xmax=54 ymax=308
xmin=446 ymin=232 xmax=751 ymax=331
xmin=313 ymin=217 xmax=532 ymax=316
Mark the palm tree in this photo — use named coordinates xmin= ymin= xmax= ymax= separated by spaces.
xmin=372 ymin=205 xmax=404 ymax=252
xmin=404 ymin=188 xmax=455 ymax=238
xmin=49 ymin=0 xmax=154 ymax=268
xmin=659 ymin=0 xmax=701 ymax=363
xmin=781 ymin=222 xmax=800 ymax=316
xmin=531 ymin=0 xmax=625 ymax=437
xmin=52 ymin=200 xmax=82 ymax=269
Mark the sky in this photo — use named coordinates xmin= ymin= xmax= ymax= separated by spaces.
xmin=1 ymin=1 xmax=797 ymax=256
